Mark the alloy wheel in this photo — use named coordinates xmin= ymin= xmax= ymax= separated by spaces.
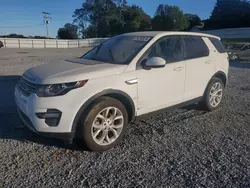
xmin=209 ymin=82 xmax=223 ymax=107
xmin=91 ymin=107 xmax=124 ymax=146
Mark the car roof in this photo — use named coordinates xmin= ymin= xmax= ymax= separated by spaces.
xmin=122 ymin=31 xmax=220 ymax=40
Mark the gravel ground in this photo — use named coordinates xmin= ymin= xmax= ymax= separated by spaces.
xmin=0 ymin=49 xmax=250 ymax=188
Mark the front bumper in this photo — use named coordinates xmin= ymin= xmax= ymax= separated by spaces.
xmin=17 ymin=107 xmax=74 ymax=141
xmin=14 ymin=86 xmax=78 ymax=141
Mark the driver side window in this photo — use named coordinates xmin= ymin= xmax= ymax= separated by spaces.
xmin=137 ymin=36 xmax=184 ymax=69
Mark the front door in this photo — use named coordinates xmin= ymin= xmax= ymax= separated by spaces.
xmin=136 ymin=36 xmax=186 ymax=116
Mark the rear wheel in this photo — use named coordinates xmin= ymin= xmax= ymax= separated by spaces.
xmin=201 ymin=77 xmax=225 ymax=111
xmin=76 ymin=97 xmax=128 ymax=151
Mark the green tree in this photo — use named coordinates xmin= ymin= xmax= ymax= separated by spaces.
xmin=185 ymin=14 xmax=202 ymax=30
xmin=83 ymin=25 xmax=98 ymax=38
xmin=7 ymin=34 xmax=26 ymax=38
xmin=73 ymin=0 xmax=151 ymax=38
xmin=57 ymin=23 xmax=78 ymax=39
xmin=152 ymin=4 xmax=189 ymax=31
xmin=207 ymin=0 xmax=250 ymax=29
xmin=122 ymin=5 xmax=152 ymax=32
xmin=73 ymin=0 xmax=126 ymax=37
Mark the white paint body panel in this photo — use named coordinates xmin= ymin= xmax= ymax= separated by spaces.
xmin=136 ymin=61 xmax=185 ymax=115
xmin=184 ymin=38 xmax=216 ymax=100
xmin=15 ymin=31 xmax=229 ymax=134
xmin=15 ymin=72 xmax=138 ymax=133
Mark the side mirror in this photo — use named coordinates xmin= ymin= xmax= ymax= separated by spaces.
xmin=144 ymin=57 xmax=166 ymax=68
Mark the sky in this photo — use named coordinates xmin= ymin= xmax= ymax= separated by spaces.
xmin=0 ymin=0 xmax=216 ymax=38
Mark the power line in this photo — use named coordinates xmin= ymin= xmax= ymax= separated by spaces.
xmin=42 ymin=12 xmax=51 ymax=38
xmin=0 ymin=24 xmax=44 ymax=28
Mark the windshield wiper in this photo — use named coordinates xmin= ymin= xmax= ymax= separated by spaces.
xmin=108 ymin=47 xmax=115 ymax=64
xmin=94 ymin=42 xmax=104 ymax=54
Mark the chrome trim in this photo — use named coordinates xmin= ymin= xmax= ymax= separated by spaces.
xmin=125 ymin=78 xmax=138 ymax=85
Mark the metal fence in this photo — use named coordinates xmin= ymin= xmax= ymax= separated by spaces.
xmin=2 ymin=28 xmax=250 ymax=49
xmin=0 ymin=38 xmax=108 ymax=49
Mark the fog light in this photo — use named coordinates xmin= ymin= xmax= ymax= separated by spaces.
xmin=36 ymin=109 xmax=61 ymax=127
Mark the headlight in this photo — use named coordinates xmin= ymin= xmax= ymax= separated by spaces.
xmin=228 ymin=52 xmax=232 ymax=55
xmin=36 ymin=80 xmax=88 ymax=97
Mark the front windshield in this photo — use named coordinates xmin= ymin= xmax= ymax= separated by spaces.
xmin=81 ymin=35 xmax=152 ymax=64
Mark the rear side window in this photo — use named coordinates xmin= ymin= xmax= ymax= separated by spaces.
xmin=209 ymin=37 xmax=226 ymax=53
xmin=181 ymin=36 xmax=209 ymax=60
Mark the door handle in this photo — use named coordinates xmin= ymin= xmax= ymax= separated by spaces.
xmin=205 ymin=60 xmax=211 ymax=64
xmin=174 ymin=67 xmax=184 ymax=72
xmin=125 ymin=78 xmax=138 ymax=85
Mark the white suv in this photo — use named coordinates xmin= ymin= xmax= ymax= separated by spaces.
xmin=15 ymin=32 xmax=229 ymax=151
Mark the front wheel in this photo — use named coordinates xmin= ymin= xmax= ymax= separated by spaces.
xmin=77 ymin=97 xmax=128 ymax=151
xmin=230 ymin=53 xmax=239 ymax=60
xmin=201 ymin=77 xmax=225 ymax=111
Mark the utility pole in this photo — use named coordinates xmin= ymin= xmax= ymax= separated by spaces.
xmin=42 ymin=12 xmax=51 ymax=38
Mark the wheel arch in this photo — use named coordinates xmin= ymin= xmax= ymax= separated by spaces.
xmin=203 ymin=71 xmax=227 ymax=96
xmin=213 ymin=71 xmax=227 ymax=87
xmin=71 ymin=89 xmax=136 ymax=133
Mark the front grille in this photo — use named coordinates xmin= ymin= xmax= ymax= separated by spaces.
xmin=17 ymin=77 xmax=39 ymax=96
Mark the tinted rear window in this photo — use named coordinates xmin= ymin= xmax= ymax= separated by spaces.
xmin=181 ymin=36 xmax=209 ymax=60
xmin=209 ymin=38 xmax=226 ymax=53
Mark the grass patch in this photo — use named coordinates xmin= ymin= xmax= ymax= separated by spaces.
xmin=222 ymin=38 xmax=250 ymax=44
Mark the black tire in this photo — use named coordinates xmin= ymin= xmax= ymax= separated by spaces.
xmin=230 ymin=53 xmax=239 ymax=61
xmin=76 ymin=96 xmax=128 ymax=152
xmin=201 ymin=77 xmax=225 ymax=111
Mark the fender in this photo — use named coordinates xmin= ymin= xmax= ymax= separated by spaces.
xmin=212 ymin=71 xmax=227 ymax=86
xmin=71 ymin=89 xmax=136 ymax=132
xmin=203 ymin=71 xmax=227 ymax=96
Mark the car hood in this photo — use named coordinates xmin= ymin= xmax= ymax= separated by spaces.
xmin=23 ymin=58 xmax=128 ymax=84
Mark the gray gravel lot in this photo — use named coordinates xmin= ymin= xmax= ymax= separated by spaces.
xmin=0 ymin=48 xmax=250 ymax=188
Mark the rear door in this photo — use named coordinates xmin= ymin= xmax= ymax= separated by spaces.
xmin=208 ymin=37 xmax=229 ymax=76
xmin=181 ymin=36 xmax=215 ymax=101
